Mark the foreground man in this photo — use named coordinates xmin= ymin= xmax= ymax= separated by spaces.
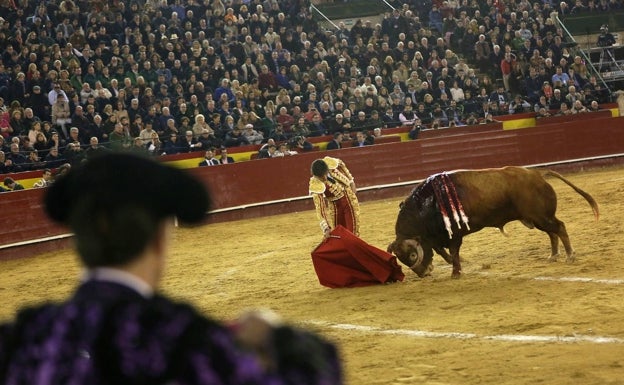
xmin=0 ymin=152 xmax=342 ymax=384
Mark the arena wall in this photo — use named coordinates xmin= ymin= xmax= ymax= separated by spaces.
xmin=2 ymin=114 xmax=623 ymax=260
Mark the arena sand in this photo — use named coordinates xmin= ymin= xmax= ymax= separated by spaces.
xmin=1 ymin=166 xmax=623 ymax=385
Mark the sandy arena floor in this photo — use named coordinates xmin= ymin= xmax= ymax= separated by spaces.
xmin=1 ymin=165 xmax=623 ymax=385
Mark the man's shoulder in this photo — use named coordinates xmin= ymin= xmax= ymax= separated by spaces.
xmin=309 ymin=177 xmax=326 ymax=194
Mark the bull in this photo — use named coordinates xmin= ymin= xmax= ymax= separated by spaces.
xmin=387 ymin=167 xmax=599 ymax=278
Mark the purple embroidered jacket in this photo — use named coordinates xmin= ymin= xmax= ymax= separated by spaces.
xmin=0 ymin=280 xmax=342 ymax=385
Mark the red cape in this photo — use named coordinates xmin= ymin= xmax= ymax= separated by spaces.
xmin=311 ymin=225 xmax=405 ymax=288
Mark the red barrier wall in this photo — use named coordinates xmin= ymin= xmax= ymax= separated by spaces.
xmin=2 ymin=115 xmax=623 ymax=260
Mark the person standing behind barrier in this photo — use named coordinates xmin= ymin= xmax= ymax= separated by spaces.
xmin=219 ymin=146 xmax=235 ymax=164
xmin=0 ymin=152 xmax=343 ymax=385
xmin=309 ymin=156 xmax=360 ymax=238
xmin=198 ymin=147 xmax=221 ymax=166
xmin=33 ymin=168 xmax=53 ymax=188
xmin=3 ymin=177 xmax=24 ymax=191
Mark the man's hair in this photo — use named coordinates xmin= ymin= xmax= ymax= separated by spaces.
xmin=311 ymin=159 xmax=329 ymax=177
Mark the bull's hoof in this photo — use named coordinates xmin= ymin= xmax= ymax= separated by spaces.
xmin=565 ymin=253 xmax=576 ymax=264
xmin=451 ymin=271 xmax=461 ymax=279
xmin=547 ymin=254 xmax=559 ymax=263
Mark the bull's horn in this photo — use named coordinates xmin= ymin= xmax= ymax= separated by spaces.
xmin=387 ymin=241 xmax=397 ymax=253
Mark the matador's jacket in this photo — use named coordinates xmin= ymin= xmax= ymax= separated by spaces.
xmin=309 ymin=156 xmax=360 ymax=236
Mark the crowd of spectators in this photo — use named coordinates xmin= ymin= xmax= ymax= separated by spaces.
xmin=0 ymin=0 xmax=619 ymax=174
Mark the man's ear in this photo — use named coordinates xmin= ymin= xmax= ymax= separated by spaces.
xmin=153 ymin=219 xmax=174 ymax=260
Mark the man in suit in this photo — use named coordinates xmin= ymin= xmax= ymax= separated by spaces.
xmin=198 ymin=147 xmax=220 ymax=166
xmin=0 ymin=152 xmax=342 ymax=384
xmin=219 ymin=146 xmax=235 ymax=164
xmin=326 ymin=131 xmax=344 ymax=150
xmin=351 ymin=131 xmax=373 ymax=147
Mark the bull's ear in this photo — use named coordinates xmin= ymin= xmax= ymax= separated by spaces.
xmin=387 ymin=241 xmax=396 ymax=253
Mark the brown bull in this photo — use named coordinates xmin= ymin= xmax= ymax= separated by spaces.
xmin=387 ymin=167 xmax=599 ymax=278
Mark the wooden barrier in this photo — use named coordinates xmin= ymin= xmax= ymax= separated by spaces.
xmin=534 ymin=110 xmax=612 ymax=126
xmin=2 ymin=114 xmax=624 ymax=260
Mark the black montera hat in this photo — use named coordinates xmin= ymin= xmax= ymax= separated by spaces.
xmin=45 ymin=152 xmax=210 ymax=225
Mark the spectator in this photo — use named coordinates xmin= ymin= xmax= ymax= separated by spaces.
xmin=509 ymin=95 xmax=531 ymax=114
xmin=536 ymin=106 xmax=552 ymax=119
xmin=24 ymin=149 xmax=45 ymax=171
xmin=589 ymin=100 xmax=601 ymax=112
xmin=109 ymin=122 xmax=130 ymax=151
xmin=33 ymin=168 xmax=53 ymax=188
xmin=0 ymin=150 xmax=15 ymax=173
xmin=63 ymin=141 xmax=85 ymax=166
xmin=408 ymin=118 xmax=424 ymax=139
xmin=551 ymin=66 xmax=571 ymax=89
xmin=162 ymin=133 xmax=183 ymax=155
xmin=198 ymin=148 xmax=221 ymax=166
xmin=84 ymin=137 xmax=109 ymax=160
xmin=4 ymin=176 xmax=24 ymax=191
xmin=242 ymin=123 xmax=264 ymax=145
xmin=489 ymin=85 xmax=510 ymax=110
xmin=274 ymin=142 xmax=297 ymax=157
xmin=257 ymin=143 xmax=279 ymax=159
xmin=219 ymin=146 xmax=235 ymax=164
xmin=44 ymin=146 xmax=65 ymax=169
xmin=258 ymin=65 xmax=279 ymax=93
xmin=33 ymin=132 xmax=50 ymax=157
xmin=326 ymin=131 xmax=344 ymax=150
xmin=556 ymin=102 xmax=573 ymax=116
xmin=549 ymin=89 xmax=566 ymax=110
xmin=9 ymin=109 xmax=27 ymax=138
xmin=597 ymin=24 xmax=616 ymax=47
xmin=398 ymin=104 xmax=417 ymax=126
xmin=180 ymin=130 xmax=202 ymax=152
xmin=292 ymin=116 xmax=311 ymax=138
xmin=51 ymin=93 xmax=72 ymax=139
xmin=474 ymin=34 xmax=491 ymax=73
xmin=500 ymin=52 xmax=517 ymax=92
xmin=352 ymin=111 xmax=370 ymax=132
xmin=534 ymin=95 xmax=551 ymax=113
xmin=67 ymin=126 xmax=86 ymax=146
xmin=352 ymin=131 xmax=373 ymax=147
xmin=291 ymin=135 xmax=314 ymax=152
xmin=571 ymin=99 xmax=588 ymax=113
xmin=224 ymin=126 xmax=250 ymax=148
xmin=430 ymin=104 xmax=449 ymax=127
xmin=6 ymin=142 xmax=27 ymax=171
xmin=275 ymin=106 xmax=295 ymax=137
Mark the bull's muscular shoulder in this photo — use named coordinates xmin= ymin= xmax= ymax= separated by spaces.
xmin=451 ymin=166 xmax=541 ymax=186
xmin=309 ymin=177 xmax=326 ymax=194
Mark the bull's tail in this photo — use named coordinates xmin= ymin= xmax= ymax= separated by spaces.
xmin=545 ymin=171 xmax=600 ymax=220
